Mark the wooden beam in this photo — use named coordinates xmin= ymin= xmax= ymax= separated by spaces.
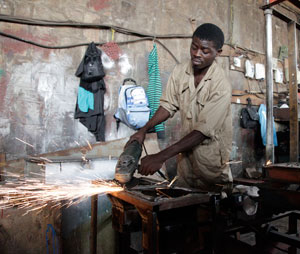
xmin=288 ymin=21 xmax=299 ymax=162
xmin=288 ymin=0 xmax=300 ymax=10
xmin=231 ymin=90 xmax=265 ymax=106
xmin=261 ymin=0 xmax=300 ymax=10
xmin=261 ymin=0 xmax=287 ymax=10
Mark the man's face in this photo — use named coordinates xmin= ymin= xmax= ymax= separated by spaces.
xmin=190 ymin=36 xmax=221 ymax=71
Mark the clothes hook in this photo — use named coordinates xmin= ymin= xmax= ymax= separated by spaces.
xmin=111 ymin=28 xmax=115 ymax=41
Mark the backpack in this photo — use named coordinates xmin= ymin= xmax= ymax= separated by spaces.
xmin=81 ymin=42 xmax=105 ymax=82
xmin=240 ymin=98 xmax=259 ymax=129
xmin=114 ymin=78 xmax=150 ymax=130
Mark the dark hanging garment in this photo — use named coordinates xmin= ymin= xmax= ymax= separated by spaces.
xmin=74 ymin=43 xmax=106 ymax=141
xmin=75 ymin=42 xmax=105 ymax=82
xmin=240 ymin=98 xmax=259 ymax=129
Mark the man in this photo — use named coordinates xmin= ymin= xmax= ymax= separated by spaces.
xmin=128 ymin=23 xmax=232 ymax=191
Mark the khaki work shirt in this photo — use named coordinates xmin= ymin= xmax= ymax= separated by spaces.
xmin=160 ymin=60 xmax=233 ymax=190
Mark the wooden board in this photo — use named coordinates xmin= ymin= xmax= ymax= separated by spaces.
xmin=231 ymin=89 xmax=265 ymax=106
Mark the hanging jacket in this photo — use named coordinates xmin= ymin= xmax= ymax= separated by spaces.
xmin=74 ymin=42 xmax=106 ymax=142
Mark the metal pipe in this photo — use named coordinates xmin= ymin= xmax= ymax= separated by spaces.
xmin=264 ymin=7 xmax=274 ymax=163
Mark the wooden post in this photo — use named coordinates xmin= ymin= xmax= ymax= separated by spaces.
xmin=288 ymin=21 xmax=299 ymax=162
xmin=0 ymin=153 xmax=5 ymax=182
xmin=90 ymin=194 xmax=98 ymax=254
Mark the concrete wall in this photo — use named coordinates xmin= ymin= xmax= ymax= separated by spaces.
xmin=1 ymin=1 xmax=299 ymax=254
xmin=0 ymin=0 xmax=298 ymax=178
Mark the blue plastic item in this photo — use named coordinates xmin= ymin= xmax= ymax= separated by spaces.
xmin=46 ymin=223 xmax=59 ymax=254
xmin=258 ymin=104 xmax=278 ymax=146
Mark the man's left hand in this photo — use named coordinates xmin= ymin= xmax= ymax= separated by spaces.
xmin=139 ymin=153 xmax=164 ymax=176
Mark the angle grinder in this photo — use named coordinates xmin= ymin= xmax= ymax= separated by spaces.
xmin=114 ymin=140 xmax=142 ymax=184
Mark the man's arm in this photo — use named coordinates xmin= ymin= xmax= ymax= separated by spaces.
xmin=127 ymin=106 xmax=171 ymax=145
xmin=139 ymin=130 xmax=208 ymax=175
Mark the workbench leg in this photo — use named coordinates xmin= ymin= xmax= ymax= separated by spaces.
xmin=137 ymin=208 xmax=159 ymax=254
xmin=288 ymin=212 xmax=298 ymax=254
xmin=90 ymin=194 xmax=98 ymax=254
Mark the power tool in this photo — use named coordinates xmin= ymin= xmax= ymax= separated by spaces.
xmin=114 ymin=140 xmax=142 ymax=184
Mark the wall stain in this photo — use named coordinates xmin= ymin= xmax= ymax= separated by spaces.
xmin=87 ymin=0 xmax=110 ymax=11
xmin=2 ymin=28 xmax=57 ymax=58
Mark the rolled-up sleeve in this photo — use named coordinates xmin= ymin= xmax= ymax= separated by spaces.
xmin=194 ymin=89 xmax=231 ymax=138
xmin=160 ymin=68 xmax=180 ymax=118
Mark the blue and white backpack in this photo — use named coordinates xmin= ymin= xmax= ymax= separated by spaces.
xmin=114 ymin=78 xmax=150 ymax=130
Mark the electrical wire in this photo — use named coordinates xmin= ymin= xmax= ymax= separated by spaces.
xmin=0 ymin=14 xmax=287 ymax=94
xmin=0 ymin=14 xmax=192 ymax=39
xmin=0 ymin=29 xmax=181 ymax=63
xmin=0 ymin=13 xmax=183 ymax=63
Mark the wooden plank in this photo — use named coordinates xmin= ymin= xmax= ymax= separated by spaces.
xmin=231 ymin=90 xmax=265 ymax=106
xmin=288 ymin=21 xmax=299 ymax=162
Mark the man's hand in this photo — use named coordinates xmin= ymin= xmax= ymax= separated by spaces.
xmin=138 ymin=130 xmax=208 ymax=176
xmin=126 ymin=107 xmax=171 ymax=148
xmin=139 ymin=153 xmax=164 ymax=176
xmin=126 ymin=128 xmax=147 ymax=147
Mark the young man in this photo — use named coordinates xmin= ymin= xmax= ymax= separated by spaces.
xmin=128 ymin=23 xmax=232 ymax=191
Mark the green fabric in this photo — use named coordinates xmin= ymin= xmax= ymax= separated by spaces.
xmin=147 ymin=44 xmax=165 ymax=132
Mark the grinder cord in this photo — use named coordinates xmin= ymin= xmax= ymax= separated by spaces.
xmin=142 ymin=142 xmax=167 ymax=180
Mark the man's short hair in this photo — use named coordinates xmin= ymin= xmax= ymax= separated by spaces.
xmin=193 ymin=23 xmax=224 ymax=50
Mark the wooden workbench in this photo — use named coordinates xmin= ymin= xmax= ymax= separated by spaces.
xmin=108 ymin=182 xmax=211 ymax=254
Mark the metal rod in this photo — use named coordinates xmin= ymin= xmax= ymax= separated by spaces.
xmin=90 ymin=194 xmax=98 ymax=254
xmin=288 ymin=21 xmax=299 ymax=162
xmin=264 ymin=7 xmax=275 ymax=163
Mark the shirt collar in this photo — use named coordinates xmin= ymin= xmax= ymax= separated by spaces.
xmin=185 ymin=60 xmax=217 ymax=82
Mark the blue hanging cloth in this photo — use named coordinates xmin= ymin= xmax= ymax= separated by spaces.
xmin=258 ymin=104 xmax=278 ymax=146
xmin=77 ymin=86 xmax=94 ymax=112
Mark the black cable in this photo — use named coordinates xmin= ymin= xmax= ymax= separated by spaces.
xmin=0 ymin=30 xmax=90 ymax=49
xmin=0 ymin=14 xmax=192 ymax=39
xmin=0 ymin=30 xmax=180 ymax=63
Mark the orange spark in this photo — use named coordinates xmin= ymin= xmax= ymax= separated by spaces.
xmin=0 ymin=178 xmax=123 ymax=215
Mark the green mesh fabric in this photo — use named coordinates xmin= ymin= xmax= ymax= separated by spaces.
xmin=147 ymin=43 xmax=165 ymax=132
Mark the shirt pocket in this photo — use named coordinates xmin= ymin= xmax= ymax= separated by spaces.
xmin=195 ymin=91 xmax=209 ymax=120
xmin=196 ymin=97 xmax=205 ymax=112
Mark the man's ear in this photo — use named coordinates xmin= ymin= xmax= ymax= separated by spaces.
xmin=216 ymin=49 xmax=223 ymax=56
